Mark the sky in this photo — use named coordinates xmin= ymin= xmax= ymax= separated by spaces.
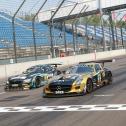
xmin=0 ymin=0 xmax=125 ymax=19
xmin=0 ymin=0 xmax=62 ymax=14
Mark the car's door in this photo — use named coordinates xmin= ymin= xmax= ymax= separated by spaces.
xmin=93 ymin=64 xmax=104 ymax=85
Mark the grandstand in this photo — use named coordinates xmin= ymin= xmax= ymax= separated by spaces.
xmin=0 ymin=11 xmax=126 ymax=60
xmin=0 ymin=11 xmax=77 ymax=60
xmin=0 ymin=0 xmax=126 ymax=64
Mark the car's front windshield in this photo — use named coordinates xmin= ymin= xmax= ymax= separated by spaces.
xmin=24 ymin=66 xmax=44 ymax=74
xmin=68 ymin=65 xmax=94 ymax=74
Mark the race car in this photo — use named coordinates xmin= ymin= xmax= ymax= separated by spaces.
xmin=43 ymin=65 xmax=95 ymax=97
xmin=43 ymin=60 xmax=113 ymax=97
xmin=5 ymin=64 xmax=62 ymax=91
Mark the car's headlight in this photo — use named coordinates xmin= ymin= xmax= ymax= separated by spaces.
xmin=6 ymin=80 xmax=9 ymax=84
xmin=43 ymin=85 xmax=50 ymax=92
xmin=75 ymin=80 xmax=82 ymax=85
xmin=23 ymin=78 xmax=31 ymax=83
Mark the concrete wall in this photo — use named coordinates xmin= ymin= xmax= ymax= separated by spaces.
xmin=0 ymin=49 xmax=126 ymax=79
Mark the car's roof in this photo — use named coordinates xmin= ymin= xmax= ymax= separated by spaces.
xmin=29 ymin=64 xmax=52 ymax=68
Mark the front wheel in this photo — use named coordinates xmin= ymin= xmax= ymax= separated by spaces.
xmin=86 ymin=79 xmax=93 ymax=93
xmin=35 ymin=76 xmax=42 ymax=88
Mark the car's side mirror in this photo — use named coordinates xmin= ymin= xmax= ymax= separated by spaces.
xmin=57 ymin=70 xmax=62 ymax=75
xmin=62 ymin=70 xmax=66 ymax=74
xmin=65 ymin=71 xmax=70 ymax=74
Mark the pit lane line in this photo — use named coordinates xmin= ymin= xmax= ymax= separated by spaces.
xmin=0 ymin=104 xmax=126 ymax=112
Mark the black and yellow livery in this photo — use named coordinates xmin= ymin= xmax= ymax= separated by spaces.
xmin=43 ymin=60 xmax=113 ymax=97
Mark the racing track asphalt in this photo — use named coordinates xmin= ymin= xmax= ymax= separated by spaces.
xmin=0 ymin=55 xmax=126 ymax=126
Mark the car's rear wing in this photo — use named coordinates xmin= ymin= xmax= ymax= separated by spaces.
xmin=79 ymin=59 xmax=115 ymax=66
xmin=48 ymin=63 xmax=62 ymax=67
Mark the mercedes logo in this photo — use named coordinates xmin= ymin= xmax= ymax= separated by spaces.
xmin=56 ymin=86 xmax=61 ymax=91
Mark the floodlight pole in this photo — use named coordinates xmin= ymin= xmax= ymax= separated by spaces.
xmin=12 ymin=0 xmax=26 ymax=63
xmin=49 ymin=0 xmax=66 ymax=58
xmin=32 ymin=0 xmax=48 ymax=61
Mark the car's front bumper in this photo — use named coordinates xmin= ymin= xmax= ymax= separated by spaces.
xmin=4 ymin=83 xmax=30 ymax=91
xmin=42 ymin=90 xmax=85 ymax=98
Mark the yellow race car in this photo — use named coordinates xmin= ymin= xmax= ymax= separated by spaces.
xmin=43 ymin=60 xmax=113 ymax=97
xmin=43 ymin=65 xmax=95 ymax=97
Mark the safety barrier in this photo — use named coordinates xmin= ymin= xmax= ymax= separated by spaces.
xmin=0 ymin=49 xmax=126 ymax=79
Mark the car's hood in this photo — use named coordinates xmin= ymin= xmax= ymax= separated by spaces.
xmin=49 ymin=74 xmax=78 ymax=86
xmin=9 ymin=74 xmax=27 ymax=80
xmin=49 ymin=79 xmax=75 ymax=86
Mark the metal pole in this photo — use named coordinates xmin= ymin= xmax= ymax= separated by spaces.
xmin=49 ymin=0 xmax=66 ymax=58
xmin=75 ymin=23 xmax=78 ymax=53
xmin=50 ymin=0 xmax=66 ymax=21
xmin=120 ymin=27 xmax=124 ymax=48
xmin=64 ymin=2 xmax=78 ymax=21
xmin=68 ymin=3 xmax=78 ymax=16
xmin=101 ymin=20 xmax=105 ymax=51
xmin=32 ymin=0 xmax=47 ymax=60
xmin=84 ymin=16 xmax=96 ymax=53
xmin=12 ymin=0 xmax=26 ymax=63
xmin=49 ymin=22 xmax=54 ymax=58
xmin=71 ymin=5 xmax=88 ymax=54
xmin=109 ymin=25 xmax=112 ymax=48
xmin=115 ymin=26 xmax=118 ymax=48
xmin=93 ymin=25 xmax=97 ymax=49
xmin=63 ymin=21 xmax=67 ymax=53
xmin=99 ymin=4 xmax=105 ymax=51
xmin=109 ymin=12 xmax=116 ymax=50
xmin=72 ymin=24 xmax=76 ymax=52
xmin=85 ymin=20 xmax=89 ymax=53
xmin=94 ymin=25 xmax=96 ymax=39
xmin=98 ymin=0 xmax=106 ymax=51
xmin=60 ymin=2 xmax=78 ymax=54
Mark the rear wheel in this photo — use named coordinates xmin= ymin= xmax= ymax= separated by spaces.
xmin=107 ymin=73 xmax=112 ymax=85
xmin=86 ymin=79 xmax=93 ymax=93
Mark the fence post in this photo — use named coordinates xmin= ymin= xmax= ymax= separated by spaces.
xmin=12 ymin=0 xmax=26 ymax=63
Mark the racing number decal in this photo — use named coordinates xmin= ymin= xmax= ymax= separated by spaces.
xmin=101 ymin=71 xmax=105 ymax=80
xmin=44 ymin=75 xmax=48 ymax=80
xmin=97 ymin=73 xmax=101 ymax=82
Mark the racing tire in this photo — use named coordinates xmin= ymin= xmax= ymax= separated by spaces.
xmin=107 ymin=73 xmax=112 ymax=85
xmin=86 ymin=79 xmax=93 ymax=93
xmin=35 ymin=76 xmax=42 ymax=88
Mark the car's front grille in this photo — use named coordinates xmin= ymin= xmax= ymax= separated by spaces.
xmin=9 ymin=80 xmax=23 ymax=85
xmin=49 ymin=85 xmax=72 ymax=92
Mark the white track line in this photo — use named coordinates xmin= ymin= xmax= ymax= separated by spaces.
xmin=0 ymin=92 xmax=5 ymax=95
xmin=94 ymin=94 xmax=114 ymax=97
xmin=0 ymin=104 xmax=126 ymax=112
